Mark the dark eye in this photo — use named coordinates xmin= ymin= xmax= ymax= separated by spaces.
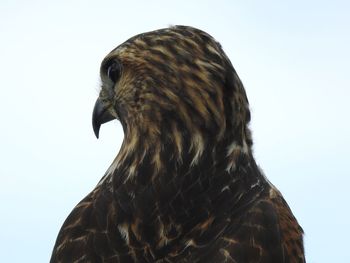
xmin=106 ymin=61 xmax=122 ymax=83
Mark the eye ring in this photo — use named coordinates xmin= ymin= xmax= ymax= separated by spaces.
xmin=106 ymin=61 xmax=122 ymax=83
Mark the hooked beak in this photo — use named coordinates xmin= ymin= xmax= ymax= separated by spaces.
xmin=92 ymin=98 xmax=116 ymax=138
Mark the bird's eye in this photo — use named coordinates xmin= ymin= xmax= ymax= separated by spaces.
xmin=106 ymin=62 xmax=122 ymax=83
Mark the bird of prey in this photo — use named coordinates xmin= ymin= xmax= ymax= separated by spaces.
xmin=50 ymin=26 xmax=305 ymax=263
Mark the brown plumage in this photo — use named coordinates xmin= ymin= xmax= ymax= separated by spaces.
xmin=50 ymin=26 xmax=305 ymax=262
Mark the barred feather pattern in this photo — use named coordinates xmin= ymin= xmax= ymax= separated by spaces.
xmin=50 ymin=26 xmax=305 ymax=263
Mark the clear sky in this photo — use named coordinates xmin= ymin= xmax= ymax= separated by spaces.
xmin=1 ymin=1 xmax=349 ymax=262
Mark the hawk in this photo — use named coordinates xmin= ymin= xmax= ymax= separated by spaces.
xmin=50 ymin=26 xmax=305 ymax=262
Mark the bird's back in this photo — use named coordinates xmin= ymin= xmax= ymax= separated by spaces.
xmin=50 ymin=162 xmax=305 ymax=263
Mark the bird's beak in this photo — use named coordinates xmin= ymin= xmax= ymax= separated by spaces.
xmin=92 ymin=98 xmax=116 ymax=138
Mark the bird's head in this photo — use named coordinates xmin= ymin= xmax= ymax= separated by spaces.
xmin=93 ymin=26 xmax=252 ymax=171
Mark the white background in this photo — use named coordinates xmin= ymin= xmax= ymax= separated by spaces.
xmin=1 ymin=1 xmax=349 ymax=262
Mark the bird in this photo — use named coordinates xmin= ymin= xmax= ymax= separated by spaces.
xmin=50 ymin=25 xmax=305 ymax=263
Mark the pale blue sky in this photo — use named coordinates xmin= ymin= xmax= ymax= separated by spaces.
xmin=1 ymin=1 xmax=349 ymax=262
